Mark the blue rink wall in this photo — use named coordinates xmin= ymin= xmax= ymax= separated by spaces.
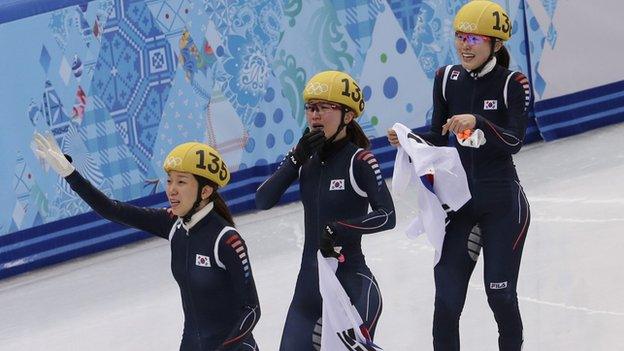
xmin=1 ymin=0 xmax=622 ymax=279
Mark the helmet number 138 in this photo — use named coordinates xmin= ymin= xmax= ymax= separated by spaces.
xmin=340 ymin=78 xmax=365 ymax=112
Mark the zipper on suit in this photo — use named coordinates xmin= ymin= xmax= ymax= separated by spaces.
xmin=184 ymin=229 xmax=202 ymax=343
xmin=316 ymin=159 xmax=325 ymax=252
xmin=469 ymin=77 xmax=477 ymax=181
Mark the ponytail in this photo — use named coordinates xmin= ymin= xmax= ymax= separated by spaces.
xmin=210 ymin=191 xmax=235 ymax=227
xmin=346 ymin=120 xmax=371 ymax=149
xmin=496 ymin=45 xmax=510 ymax=69
xmin=193 ymin=175 xmax=236 ymax=227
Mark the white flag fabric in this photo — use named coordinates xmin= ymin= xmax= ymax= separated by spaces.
xmin=457 ymin=128 xmax=486 ymax=148
xmin=391 ymin=122 xmax=471 ymax=264
xmin=317 ymin=251 xmax=383 ymax=351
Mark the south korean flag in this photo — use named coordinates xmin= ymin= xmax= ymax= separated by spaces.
xmin=483 ymin=100 xmax=498 ymax=110
xmin=336 ymin=327 xmax=382 ymax=351
xmin=317 ymin=251 xmax=383 ymax=351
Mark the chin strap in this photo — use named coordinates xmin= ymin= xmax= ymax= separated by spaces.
xmin=182 ymin=177 xmax=210 ymax=224
xmin=469 ymin=39 xmax=498 ymax=78
xmin=324 ymin=108 xmax=348 ymax=145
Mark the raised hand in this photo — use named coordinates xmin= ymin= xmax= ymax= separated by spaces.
xmin=33 ymin=132 xmax=75 ymax=177
xmin=292 ymin=128 xmax=325 ymax=166
xmin=386 ymin=128 xmax=399 ymax=147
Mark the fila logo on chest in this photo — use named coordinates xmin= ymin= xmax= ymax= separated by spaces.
xmin=195 ymin=254 xmax=211 ymax=267
xmin=329 ymin=179 xmax=345 ymax=191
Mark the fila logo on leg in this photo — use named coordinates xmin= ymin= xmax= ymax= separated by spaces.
xmin=484 ymin=100 xmax=498 ymax=110
xmin=329 ymin=179 xmax=345 ymax=191
xmin=490 ymin=281 xmax=508 ymax=289
xmin=195 ymin=254 xmax=211 ymax=267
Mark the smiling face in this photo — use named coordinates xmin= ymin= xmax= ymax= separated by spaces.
xmin=454 ymin=31 xmax=501 ymax=70
xmin=304 ymin=99 xmax=354 ymax=140
xmin=166 ymin=171 xmax=213 ymax=217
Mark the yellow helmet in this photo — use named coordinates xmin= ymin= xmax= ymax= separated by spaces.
xmin=453 ymin=0 xmax=512 ymax=41
xmin=303 ymin=70 xmax=365 ymax=117
xmin=163 ymin=142 xmax=230 ymax=187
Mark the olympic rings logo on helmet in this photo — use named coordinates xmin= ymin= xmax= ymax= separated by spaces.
xmin=305 ymin=82 xmax=329 ymax=95
xmin=164 ymin=156 xmax=182 ymax=168
xmin=456 ymin=21 xmax=477 ymax=32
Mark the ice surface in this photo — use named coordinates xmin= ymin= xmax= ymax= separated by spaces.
xmin=1 ymin=124 xmax=623 ymax=350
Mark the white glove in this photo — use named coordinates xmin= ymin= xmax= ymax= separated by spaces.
xmin=33 ymin=132 xmax=75 ymax=177
xmin=457 ymin=129 xmax=486 ymax=148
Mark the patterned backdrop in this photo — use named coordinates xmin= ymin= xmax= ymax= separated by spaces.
xmin=0 ymin=0 xmax=556 ymax=235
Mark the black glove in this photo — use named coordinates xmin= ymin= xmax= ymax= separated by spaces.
xmin=291 ymin=128 xmax=325 ymax=166
xmin=320 ymin=223 xmax=341 ymax=259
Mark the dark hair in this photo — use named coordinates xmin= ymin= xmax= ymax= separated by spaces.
xmin=195 ymin=175 xmax=235 ymax=227
xmin=346 ymin=119 xmax=371 ymax=149
xmin=210 ymin=191 xmax=235 ymax=227
xmin=495 ymin=44 xmax=510 ymax=69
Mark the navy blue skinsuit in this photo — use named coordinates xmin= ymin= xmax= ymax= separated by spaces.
xmin=417 ymin=62 xmax=532 ymax=351
xmin=255 ymin=138 xmax=396 ymax=350
xmin=65 ymin=171 xmax=260 ymax=351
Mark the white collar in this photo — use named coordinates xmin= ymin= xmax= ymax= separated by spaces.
xmin=181 ymin=201 xmax=214 ymax=231
xmin=466 ymin=56 xmax=497 ymax=78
